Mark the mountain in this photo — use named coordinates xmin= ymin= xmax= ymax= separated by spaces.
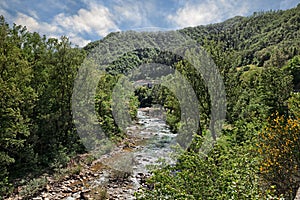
xmin=85 ymin=3 xmax=300 ymax=68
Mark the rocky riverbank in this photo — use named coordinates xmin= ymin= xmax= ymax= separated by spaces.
xmin=7 ymin=108 xmax=176 ymax=200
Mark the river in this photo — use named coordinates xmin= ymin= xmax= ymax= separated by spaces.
xmin=89 ymin=107 xmax=177 ymax=199
xmin=22 ymin=107 xmax=176 ymax=200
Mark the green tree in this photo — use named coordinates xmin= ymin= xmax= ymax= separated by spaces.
xmin=283 ymin=55 xmax=300 ymax=91
xmin=33 ymin=36 xmax=86 ymax=164
xmin=0 ymin=16 xmax=37 ymax=195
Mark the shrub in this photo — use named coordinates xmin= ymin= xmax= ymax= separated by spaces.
xmin=257 ymin=113 xmax=300 ymax=198
xmin=136 ymin=135 xmax=260 ymax=199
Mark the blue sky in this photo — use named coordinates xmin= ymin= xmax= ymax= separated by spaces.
xmin=1 ymin=0 xmax=299 ymax=46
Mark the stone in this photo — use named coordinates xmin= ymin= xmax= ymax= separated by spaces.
xmin=72 ymin=192 xmax=81 ymax=198
xmin=42 ymin=193 xmax=48 ymax=198
xmin=295 ymin=187 xmax=300 ymax=200
xmin=65 ymin=197 xmax=76 ymax=200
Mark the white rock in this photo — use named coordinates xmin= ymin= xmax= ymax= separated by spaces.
xmin=65 ymin=197 xmax=75 ymax=200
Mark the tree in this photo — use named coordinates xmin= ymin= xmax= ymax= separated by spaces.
xmin=283 ymin=55 xmax=300 ymax=91
xmin=33 ymin=36 xmax=86 ymax=163
xmin=232 ymin=66 xmax=292 ymax=123
xmin=0 ymin=16 xmax=37 ymax=195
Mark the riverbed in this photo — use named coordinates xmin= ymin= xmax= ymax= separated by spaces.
xmin=11 ymin=108 xmax=177 ymax=200
xmin=89 ymin=107 xmax=177 ymax=199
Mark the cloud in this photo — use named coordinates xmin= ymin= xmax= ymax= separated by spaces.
xmin=168 ymin=0 xmax=250 ymax=28
xmin=14 ymin=12 xmax=93 ymax=47
xmin=15 ymin=13 xmax=59 ymax=34
xmin=27 ymin=10 xmax=39 ymax=19
xmin=12 ymin=2 xmax=120 ymax=47
xmin=111 ymin=0 xmax=155 ymax=28
xmin=67 ymin=33 xmax=91 ymax=47
xmin=53 ymin=2 xmax=119 ymax=37
xmin=113 ymin=2 xmax=143 ymax=26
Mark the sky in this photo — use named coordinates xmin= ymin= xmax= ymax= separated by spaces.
xmin=1 ymin=0 xmax=299 ymax=47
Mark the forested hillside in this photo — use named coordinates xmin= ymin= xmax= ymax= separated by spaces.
xmin=181 ymin=4 xmax=300 ymax=69
xmin=1 ymin=4 xmax=300 ymax=199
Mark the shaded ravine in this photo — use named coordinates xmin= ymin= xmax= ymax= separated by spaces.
xmin=24 ymin=107 xmax=177 ymax=200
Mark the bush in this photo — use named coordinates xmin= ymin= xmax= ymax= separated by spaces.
xmin=257 ymin=113 xmax=300 ymax=198
xmin=136 ymin=135 xmax=260 ymax=199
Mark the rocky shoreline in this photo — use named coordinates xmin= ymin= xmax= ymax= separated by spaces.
xmin=7 ymin=135 xmax=150 ymax=200
xmin=7 ymin=108 xmax=174 ymax=200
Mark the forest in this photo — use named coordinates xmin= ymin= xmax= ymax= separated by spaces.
xmin=1 ymin=3 xmax=300 ymax=199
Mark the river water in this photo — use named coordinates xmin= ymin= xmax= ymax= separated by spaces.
xmin=18 ymin=108 xmax=177 ymax=200
xmin=90 ymin=108 xmax=177 ymax=199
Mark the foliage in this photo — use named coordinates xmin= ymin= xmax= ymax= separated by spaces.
xmin=258 ymin=113 xmax=300 ymax=198
xmin=136 ymin=135 xmax=260 ymax=199
xmin=18 ymin=176 xmax=48 ymax=199
xmin=1 ymin=3 xmax=300 ymax=198
xmin=288 ymin=93 xmax=300 ymax=118
xmin=95 ymin=73 xmax=140 ymax=140
xmin=231 ymin=66 xmax=292 ymax=123
xmin=181 ymin=4 xmax=300 ymax=68
xmin=0 ymin=16 xmax=86 ymax=197
xmin=283 ymin=55 xmax=300 ymax=91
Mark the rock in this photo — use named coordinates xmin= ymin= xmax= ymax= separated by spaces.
xmin=46 ymin=184 xmax=50 ymax=191
xmin=72 ymin=192 xmax=81 ymax=198
xmin=65 ymin=197 xmax=75 ymax=200
xmin=42 ymin=193 xmax=48 ymax=198
xmin=295 ymin=187 xmax=300 ymax=200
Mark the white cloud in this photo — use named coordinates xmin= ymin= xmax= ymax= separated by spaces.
xmin=168 ymin=0 xmax=250 ymax=28
xmin=12 ymin=2 xmax=119 ymax=47
xmin=68 ymin=33 xmax=91 ymax=47
xmin=15 ymin=13 xmax=59 ymax=33
xmin=53 ymin=2 xmax=119 ymax=37
xmin=14 ymin=12 xmax=93 ymax=47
